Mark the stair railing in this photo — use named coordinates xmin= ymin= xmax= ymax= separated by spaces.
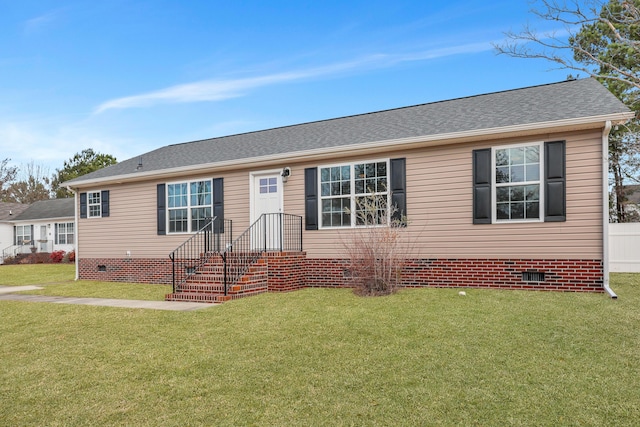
xmin=169 ymin=217 xmax=232 ymax=293
xmin=220 ymin=213 xmax=302 ymax=295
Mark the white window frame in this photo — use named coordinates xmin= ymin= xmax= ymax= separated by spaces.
xmin=87 ymin=191 xmax=102 ymax=218
xmin=166 ymin=178 xmax=213 ymax=234
xmin=15 ymin=225 xmax=31 ymax=245
xmin=491 ymin=141 xmax=544 ymax=223
xmin=318 ymin=159 xmax=390 ymax=229
xmin=56 ymin=222 xmax=74 ymax=245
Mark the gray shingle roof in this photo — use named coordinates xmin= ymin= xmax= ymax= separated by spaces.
xmin=0 ymin=202 xmax=29 ymax=221
xmin=11 ymin=198 xmax=74 ymax=221
xmin=67 ymin=78 xmax=631 ymax=184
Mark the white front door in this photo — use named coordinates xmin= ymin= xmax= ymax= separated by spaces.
xmin=252 ymin=173 xmax=284 ymax=250
xmin=39 ymin=226 xmax=47 ymax=252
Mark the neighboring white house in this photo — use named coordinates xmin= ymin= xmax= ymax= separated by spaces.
xmin=1 ymin=198 xmax=75 ymax=263
xmin=0 ymin=202 xmax=30 ymax=256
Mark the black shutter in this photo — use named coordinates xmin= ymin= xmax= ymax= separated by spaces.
xmin=390 ymin=158 xmax=407 ymax=226
xmin=545 ymin=140 xmax=566 ymax=222
xmin=473 ymin=148 xmax=492 ymax=224
xmin=157 ymin=184 xmax=166 ymax=235
xmin=304 ymin=168 xmax=318 ymax=230
xmin=13 ymin=226 xmax=16 ymax=245
xmin=80 ymin=192 xmax=87 ymax=219
xmin=101 ymin=190 xmax=110 ymax=217
xmin=212 ymin=178 xmax=224 ymax=232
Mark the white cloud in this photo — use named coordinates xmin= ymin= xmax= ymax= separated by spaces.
xmin=94 ymin=41 xmax=494 ymax=114
xmin=23 ymin=11 xmax=58 ymax=35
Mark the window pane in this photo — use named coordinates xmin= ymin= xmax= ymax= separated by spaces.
xmin=341 ymin=166 xmax=350 ymax=180
xmin=331 ymin=167 xmax=341 ymax=181
xmin=355 ymin=179 xmax=364 ymax=194
xmin=497 ymin=203 xmax=510 ymax=219
xmin=341 ymin=181 xmax=350 ymax=195
xmin=510 ymin=186 xmax=524 ymax=202
xmin=377 ymin=177 xmax=387 ymax=192
xmin=496 ymin=187 xmax=509 ymax=203
xmin=510 ymin=165 xmax=524 ymax=182
xmin=331 ymin=182 xmax=341 ymax=196
xmin=496 ymin=167 xmax=509 ymax=183
xmin=509 ymin=147 xmax=524 ymax=165
xmin=526 ymin=164 xmax=540 ymax=181
xmin=321 ymin=183 xmax=330 ymax=197
xmin=354 ymin=164 xmax=364 ymax=178
xmin=526 ymin=202 xmax=540 ymax=219
xmin=377 ymin=162 xmax=387 ymax=177
xmin=525 ymin=185 xmax=539 ymax=201
xmin=321 ymin=168 xmax=330 ymax=182
xmin=496 ymin=149 xmax=508 ymax=166
xmin=525 ymin=146 xmax=539 ymax=163
xmin=365 ymin=163 xmax=375 ymax=178
xmin=511 ymin=202 xmax=525 ymax=219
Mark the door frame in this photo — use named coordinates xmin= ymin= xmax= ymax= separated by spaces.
xmin=249 ymin=169 xmax=285 ymax=224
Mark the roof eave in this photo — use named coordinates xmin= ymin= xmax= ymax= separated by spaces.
xmin=66 ymin=112 xmax=634 ymax=188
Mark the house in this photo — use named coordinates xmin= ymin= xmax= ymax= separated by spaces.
xmin=64 ymin=78 xmax=634 ymax=300
xmin=0 ymin=202 xmax=30 ymax=259
xmin=0 ymin=198 xmax=75 ymax=263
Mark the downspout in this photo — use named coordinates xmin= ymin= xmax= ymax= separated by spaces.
xmin=67 ymin=186 xmax=79 ymax=281
xmin=602 ymin=121 xmax=617 ymax=299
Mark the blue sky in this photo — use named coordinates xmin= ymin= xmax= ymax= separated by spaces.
xmin=0 ymin=0 xmax=578 ymax=174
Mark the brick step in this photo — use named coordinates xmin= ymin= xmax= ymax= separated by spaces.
xmin=186 ymin=273 xmax=225 ymax=282
xmin=178 ymin=281 xmax=268 ymax=293
xmin=176 ymin=283 xmax=225 ymax=293
xmin=165 ymin=286 xmax=268 ymax=303
xmin=165 ymin=292 xmax=230 ymax=303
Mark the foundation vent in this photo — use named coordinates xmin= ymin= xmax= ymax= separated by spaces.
xmin=97 ymin=265 xmax=107 ymax=272
xmin=522 ymin=271 xmax=545 ymax=282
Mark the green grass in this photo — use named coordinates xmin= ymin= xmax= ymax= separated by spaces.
xmin=1 ymin=273 xmax=639 ymax=426
xmin=0 ymin=263 xmax=75 ymax=285
xmin=0 ymin=264 xmax=170 ymax=300
xmin=20 ymin=281 xmax=171 ymax=301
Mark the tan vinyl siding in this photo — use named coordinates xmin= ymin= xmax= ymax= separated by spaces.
xmin=77 ymin=129 xmax=604 ymax=261
xmin=300 ymin=129 xmax=603 ymax=259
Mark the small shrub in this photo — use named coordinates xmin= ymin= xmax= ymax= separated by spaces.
xmin=50 ymin=250 xmax=66 ymax=263
xmin=67 ymin=250 xmax=75 ymax=263
xmin=341 ymin=193 xmax=411 ymax=296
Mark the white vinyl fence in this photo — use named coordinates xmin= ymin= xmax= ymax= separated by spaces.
xmin=609 ymin=223 xmax=640 ymax=273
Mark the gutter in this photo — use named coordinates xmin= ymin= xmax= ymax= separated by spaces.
xmin=602 ymin=121 xmax=617 ymax=299
xmin=67 ymin=186 xmax=79 ymax=281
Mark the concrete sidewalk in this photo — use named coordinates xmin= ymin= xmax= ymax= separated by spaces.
xmin=0 ymin=286 xmax=215 ymax=311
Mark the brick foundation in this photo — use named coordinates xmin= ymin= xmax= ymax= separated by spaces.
xmin=79 ymin=256 xmax=604 ymax=293
xmin=305 ymin=258 xmax=604 ymax=292
xmin=264 ymin=252 xmax=307 ymax=292
xmin=78 ymin=258 xmax=173 ymax=284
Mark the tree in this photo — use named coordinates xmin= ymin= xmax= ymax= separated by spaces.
xmin=0 ymin=158 xmax=18 ymax=202
xmin=5 ymin=161 xmax=51 ymax=204
xmin=495 ymin=0 xmax=640 ymax=221
xmin=495 ymin=0 xmax=640 ymax=90
xmin=51 ymin=149 xmax=117 ymax=198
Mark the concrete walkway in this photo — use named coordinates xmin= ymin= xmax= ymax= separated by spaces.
xmin=0 ymin=286 xmax=215 ymax=311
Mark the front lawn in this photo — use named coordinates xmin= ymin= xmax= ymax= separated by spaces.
xmin=1 ymin=274 xmax=638 ymax=426
xmin=0 ymin=264 xmax=170 ymax=300
xmin=0 ymin=263 xmax=74 ymax=285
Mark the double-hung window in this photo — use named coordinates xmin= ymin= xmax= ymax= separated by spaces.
xmin=167 ymin=180 xmax=212 ymax=233
xmin=88 ymin=191 xmax=102 ymax=217
xmin=56 ymin=222 xmax=74 ymax=245
xmin=493 ymin=143 xmax=543 ymax=222
xmin=15 ymin=225 xmax=31 ymax=245
xmin=320 ymin=160 xmax=389 ymax=228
